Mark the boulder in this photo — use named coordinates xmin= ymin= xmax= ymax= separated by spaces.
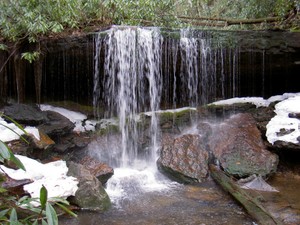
xmin=38 ymin=111 xmax=75 ymax=138
xmin=157 ymin=134 xmax=209 ymax=183
xmin=196 ymin=122 xmax=213 ymax=140
xmin=2 ymin=103 xmax=47 ymax=125
xmin=26 ymin=129 xmax=55 ymax=150
xmin=79 ymin=156 xmax=114 ymax=184
xmin=67 ymin=161 xmax=111 ymax=211
xmin=49 ymin=133 xmax=91 ymax=153
xmin=209 ymin=113 xmax=278 ymax=177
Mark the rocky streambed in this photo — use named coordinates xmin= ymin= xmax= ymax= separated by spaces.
xmin=1 ymin=94 xmax=300 ymax=224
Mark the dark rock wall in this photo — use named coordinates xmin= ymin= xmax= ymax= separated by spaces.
xmin=1 ymin=29 xmax=300 ymax=107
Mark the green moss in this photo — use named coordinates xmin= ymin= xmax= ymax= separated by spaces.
xmin=157 ymin=108 xmax=197 ymax=127
xmin=95 ymin=122 xmax=119 ymax=136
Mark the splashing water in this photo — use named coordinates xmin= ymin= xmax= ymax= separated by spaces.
xmin=92 ymin=26 xmax=240 ymax=205
xmin=93 ymin=26 xmax=169 ymax=204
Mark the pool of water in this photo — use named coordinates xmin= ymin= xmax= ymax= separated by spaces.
xmin=60 ymin=173 xmax=255 ymax=225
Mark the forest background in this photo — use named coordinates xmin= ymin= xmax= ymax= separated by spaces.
xmin=0 ymin=0 xmax=299 ymax=55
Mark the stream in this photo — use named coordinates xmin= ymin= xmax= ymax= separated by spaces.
xmin=60 ymin=176 xmax=255 ymax=225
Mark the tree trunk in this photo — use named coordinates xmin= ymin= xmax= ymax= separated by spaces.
xmin=14 ymin=47 xmax=26 ymax=103
xmin=209 ymin=164 xmax=283 ymax=225
xmin=34 ymin=42 xmax=45 ymax=105
xmin=0 ymin=52 xmax=8 ymax=104
xmin=178 ymin=16 xmax=281 ymax=27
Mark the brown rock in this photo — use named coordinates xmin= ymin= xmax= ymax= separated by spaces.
xmin=79 ymin=156 xmax=114 ymax=184
xmin=157 ymin=134 xmax=209 ymax=183
xmin=209 ymin=113 xmax=278 ymax=177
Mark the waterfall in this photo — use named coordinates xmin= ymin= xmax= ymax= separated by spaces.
xmin=92 ymin=27 xmax=241 ymax=203
xmin=180 ymin=29 xmax=200 ymax=107
xmin=93 ymin=27 xmax=240 ymax=168
xmin=94 ymin=26 xmax=162 ymax=168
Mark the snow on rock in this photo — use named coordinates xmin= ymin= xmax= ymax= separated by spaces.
xmin=210 ymin=93 xmax=300 ymax=108
xmin=210 ymin=93 xmax=300 ymax=145
xmin=0 ymin=155 xmax=78 ymax=199
xmin=0 ymin=117 xmax=40 ymax=142
xmin=40 ymin=104 xmax=96 ymax=132
xmin=143 ymin=107 xmax=197 ymax=116
xmin=210 ymin=97 xmax=269 ymax=108
xmin=266 ymin=95 xmax=300 ymax=145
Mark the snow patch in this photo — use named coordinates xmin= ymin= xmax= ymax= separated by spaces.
xmin=266 ymin=95 xmax=300 ymax=144
xmin=0 ymin=155 xmax=78 ymax=200
xmin=0 ymin=117 xmax=40 ymax=142
xmin=210 ymin=97 xmax=268 ymax=108
xmin=40 ymin=104 xmax=96 ymax=132
xmin=210 ymin=93 xmax=300 ymax=108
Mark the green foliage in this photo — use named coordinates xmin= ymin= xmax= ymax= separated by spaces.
xmin=0 ymin=0 xmax=298 ymax=45
xmin=182 ymin=0 xmax=297 ymax=19
xmin=0 ymin=0 xmax=105 ymax=42
xmin=21 ymin=51 xmax=40 ymax=63
xmin=0 ymin=141 xmax=26 ymax=171
xmin=40 ymin=185 xmax=48 ymax=211
xmin=103 ymin=0 xmax=178 ymax=26
xmin=45 ymin=203 xmax=58 ymax=225
xmin=0 ymin=44 xmax=8 ymax=51
xmin=275 ymin=0 xmax=294 ymax=17
xmin=0 ymin=186 xmax=75 ymax=224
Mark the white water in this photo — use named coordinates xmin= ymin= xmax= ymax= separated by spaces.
xmin=93 ymin=27 xmax=169 ymax=205
xmin=92 ymin=27 xmax=240 ymax=205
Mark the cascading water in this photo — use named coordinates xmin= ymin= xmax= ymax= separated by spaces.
xmin=97 ymin=27 xmax=162 ymax=167
xmin=180 ymin=29 xmax=200 ymax=107
xmin=92 ymin=26 xmax=240 ymax=205
xmin=93 ymin=26 xmax=168 ymax=204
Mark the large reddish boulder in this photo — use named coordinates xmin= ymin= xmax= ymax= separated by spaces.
xmin=209 ymin=113 xmax=278 ymax=177
xmin=157 ymin=134 xmax=209 ymax=183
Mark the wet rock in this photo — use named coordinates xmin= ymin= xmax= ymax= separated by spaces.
xmin=157 ymin=134 xmax=209 ymax=183
xmin=51 ymin=133 xmax=91 ymax=153
xmin=26 ymin=129 xmax=55 ymax=150
xmin=158 ymin=109 xmax=197 ymax=130
xmin=250 ymin=106 xmax=276 ymax=136
xmin=205 ymin=103 xmax=257 ymax=118
xmin=79 ymin=156 xmax=114 ymax=184
xmin=67 ymin=161 xmax=111 ymax=211
xmin=196 ymin=122 xmax=212 ymax=140
xmin=1 ymin=175 xmax=32 ymax=196
xmin=288 ymin=112 xmax=300 ymax=119
xmin=271 ymin=140 xmax=300 ymax=151
xmin=276 ymin=128 xmax=295 ymax=136
xmin=209 ymin=113 xmax=278 ymax=177
xmin=2 ymin=103 xmax=47 ymax=125
xmin=38 ymin=111 xmax=75 ymax=138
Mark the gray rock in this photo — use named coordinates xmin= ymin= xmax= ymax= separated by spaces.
xmin=2 ymin=103 xmax=47 ymax=125
xmin=67 ymin=161 xmax=111 ymax=211
xmin=38 ymin=111 xmax=75 ymax=138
